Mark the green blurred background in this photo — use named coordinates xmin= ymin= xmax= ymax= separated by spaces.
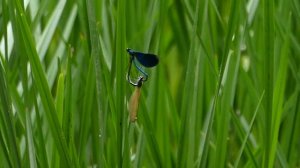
xmin=0 ymin=0 xmax=300 ymax=167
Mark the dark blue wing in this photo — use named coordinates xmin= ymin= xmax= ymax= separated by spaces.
xmin=126 ymin=48 xmax=159 ymax=67
xmin=135 ymin=53 xmax=159 ymax=67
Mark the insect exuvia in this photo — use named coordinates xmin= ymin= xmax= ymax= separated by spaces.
xmin=126 ymin=48 xmax=159 ymax=122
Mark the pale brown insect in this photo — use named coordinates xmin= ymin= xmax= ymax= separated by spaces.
xmin=128 ymin=77 xmax=143 ymax=122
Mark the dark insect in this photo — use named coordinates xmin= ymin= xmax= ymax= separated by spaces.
xmin=126 ymin=48 xmax=159 ymax=67
xmin=126 ymin=48 xmax=159 ymax=86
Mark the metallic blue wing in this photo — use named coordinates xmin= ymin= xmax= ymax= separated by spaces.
xmin=126 ymin=48 xmax=159 ymax=67
xmin=135 ymin=53 xmax=159 ymax=67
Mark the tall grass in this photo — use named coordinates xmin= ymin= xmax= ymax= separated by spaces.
xmin=1 ymin=0 xmax=300 ymax=167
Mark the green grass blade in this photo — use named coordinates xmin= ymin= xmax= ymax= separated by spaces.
xmin=0 ymin=57 xmax=21 ymax=168
xmin=114 ymin=0 xmax=127 ymax=167
xmin=139 ymin=101 xmax=163 ymax=167
xmin=55 ymin=73 xmax=64 ymax=126
xmin=262 ymin=0 xmax=275 ymax=166
xmin=78 ymin=55 xmax=95 ymax=166
xmin=12 ymin=0 xmax=72 ymax=165
xmin=25 ymin=108 xmax=37 ymax=168
xmin=33 ymin=94 xmax=49 ymax=168
xmin=177 ymin=0 xmax=201 ymax=167
xmin=233 ymin=91 xmax=264 ymax=167
xmin=85 ymin=0 xmax=106 ymax=166
xmin=36 ymin=0 xmax=66 ymax=60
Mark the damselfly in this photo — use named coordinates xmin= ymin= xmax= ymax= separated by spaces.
xmin=126 ymin=48 xmax=159 ymax=122
xmin=126 ymin=48 xmax=159 ymax=86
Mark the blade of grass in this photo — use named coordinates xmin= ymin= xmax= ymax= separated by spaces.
xmin=78 ymin=53 xmax=95 ymax=166
xmin=114 ymin=0 xmax=127 ymax=167
xmin=0 ymin=56 xmax=21 ymax=168
xmin=55 ymin=73 xmax=64 ymax=126
xmin=262 ymin=0 xmax=274 ymax=166
xmin=212 ymin=0 xmax=241 ymax=167
xmin=36 ymin=0 xmax=66 ymax=60
xmin=85 ymin=0 xmax=105 ymax=166
xmin=214 ymin=49 xmax=240 ymax=167
xmin=12 ymin=0 xmax=72 ymax=165
xmin=64 ymin=50 xmax=80 ymax=168
xmin=25 ymin=107 xmax=37 ymax=168
xmin=177 ymin=0 xmax=201 ymax=166
xmin=32 ymin=90 xmax=49 ymax=168
xmin=46 ymin=5 xmax=77 ymax=88
xmin=138 ymin=99 xmax=163 ymax=166
xmin=269 ymin=25 xmax=289 ymax=168
xmin=287 ymin=89 xmax=300 ymax=166
xmin=233 ymin=91 xmax=264 ymax=167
